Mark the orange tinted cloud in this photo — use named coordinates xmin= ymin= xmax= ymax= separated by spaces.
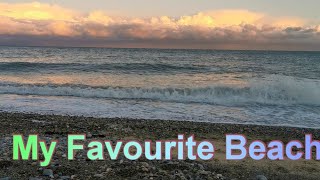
xmin=0 ymin=2 xmax=319 ymax=50
xmin=0 ymin=2 xmax=77 ymax=21
xmin=176 ymin=10 xmax=264 ymax=27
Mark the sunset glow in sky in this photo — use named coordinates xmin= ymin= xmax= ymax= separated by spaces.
xmin=1 ymin=1 xmax=320 ymax=50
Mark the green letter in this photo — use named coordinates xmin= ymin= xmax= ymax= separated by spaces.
xmin=105 ymin=141 xmax=122 ymax=160
xmin=87 ymin=141 xmax=104 ymax=160
xmin=68 ymin=134 xmax=85 ymax=160
xmin=39 ymin=140 xmax=58 ymax=167
xmin=13 ymin=135 xmax=38 ymax=160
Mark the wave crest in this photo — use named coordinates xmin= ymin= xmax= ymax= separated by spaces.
xmin=0 ymin=76 xmax=319 ymax=106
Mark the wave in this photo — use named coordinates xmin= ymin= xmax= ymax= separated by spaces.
xmin=0 ymin=76 xmax=319 ymax=106
xmin=0 ymin=62 xmax=209 ymax=73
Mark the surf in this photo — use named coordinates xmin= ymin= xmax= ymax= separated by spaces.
xmin=0 ymin=75 xmax=319 ymax=106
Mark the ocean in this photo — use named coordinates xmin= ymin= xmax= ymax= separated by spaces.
xmin=0 ymin=46 xmax=319 ymax=128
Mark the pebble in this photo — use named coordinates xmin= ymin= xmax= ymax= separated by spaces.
xmin=199 ymin=170 xmax=211 ymax=175
xmin=87 ymin=133 xmax=92 ymax=138
xmin=0 ymin=177 xmax=10 ymax=180
xmin=141 ymin=162 xmax=150 ymax=168
xmin=197 ymin=164 xmax=205 ymax=170
xmin=59 ymin=176 xmax=71 ymax=180
xmin=93 ymin=174 xmax=104 ymax=178
xmin=106 ymin=168 xmax=112 ymax=173
xmin=0 ymin=113 xmax=310 ymax=179
xmin=123 ymin=127 xmax=133 ymax=133
xmin=159 ymin=170 xmax=168 ymax=176
xmin=255 ymin=175 xmax=268 ymax=180
xmin=142 ymin=167 xmax=149 ymax=172
xmin=43 ymin=169 xmax=54 ymax=177
xmin=216 ymin=174 xmax=223 ymax=179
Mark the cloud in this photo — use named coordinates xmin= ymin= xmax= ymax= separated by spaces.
xmin=0 ymin=2 xmax=319 ymax=50
xmin=178 ymin=10 xmax=264 ymax=27
xmin=0 ymin=2 xmax=77 ymax=21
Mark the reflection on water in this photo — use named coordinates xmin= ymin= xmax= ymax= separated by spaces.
xmin=0 ymin=73 xmax=249 ymax=88
xmin=0 ymin=47 xmax=320 ymax=128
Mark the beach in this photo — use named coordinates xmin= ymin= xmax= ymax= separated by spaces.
xmin=0 ymin=1 xmax=320 ymax=179
xmin=0 ymin=112 xmax=319 ymax=180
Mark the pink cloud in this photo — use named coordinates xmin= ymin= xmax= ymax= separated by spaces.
xmin=0 ymin=2 xmax=319 ymax=50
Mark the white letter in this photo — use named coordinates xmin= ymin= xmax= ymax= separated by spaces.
xmin=286 ymin=141 xmax=303 ymax=160
xmin=226 ymin=135 xmax=247 ymax=160
xmin=145 ymin=141 xmax=162 ymax=160
xmin=123 ymin=141 xmax=142 ymax=160
xmin=305 ymin=134 xmax=320 ymax=160
xmin=267 ymin=141 xmax=284 ymax=160
xmin=249 ymin=141 xmax=266 ymax=160
xmin=197 ymin=141 xmax=214 ymax=160
xmin=177 ymin=135 xmax=185 ymax=160
xmin=165 ymin=141 xmax=176 ymax=160
xmin=186 ymin=135 xmax=196 ymax=160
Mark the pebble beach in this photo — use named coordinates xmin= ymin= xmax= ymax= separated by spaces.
xmin=0 ymin=112 xmax=320 ymax=180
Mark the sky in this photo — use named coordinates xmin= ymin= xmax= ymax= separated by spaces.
xmin=0 ymin=1 xmax=320 ymax=50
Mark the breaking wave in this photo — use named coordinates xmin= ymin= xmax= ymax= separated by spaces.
xmin=0 ymin=76 xmax=319 ymax=106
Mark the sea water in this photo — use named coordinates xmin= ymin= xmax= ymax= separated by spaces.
xmin=0 ymin=47 xmax=319 ymax=128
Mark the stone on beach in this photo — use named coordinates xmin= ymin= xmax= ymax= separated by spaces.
xmin=43 ymin=169 xmax=54 ymax=177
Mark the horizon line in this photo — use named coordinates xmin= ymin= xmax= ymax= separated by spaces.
xmin=1 ymin=45 xmax=319 ymax=53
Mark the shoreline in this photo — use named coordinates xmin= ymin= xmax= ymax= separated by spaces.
xmin=1 ymin=110 xmax=318 ymax=130
xmin=1 ymin=112 xmax=320 ymax=179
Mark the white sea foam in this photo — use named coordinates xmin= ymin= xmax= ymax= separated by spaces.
xmin=0 ymin=75 xmax=319 ymax=106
